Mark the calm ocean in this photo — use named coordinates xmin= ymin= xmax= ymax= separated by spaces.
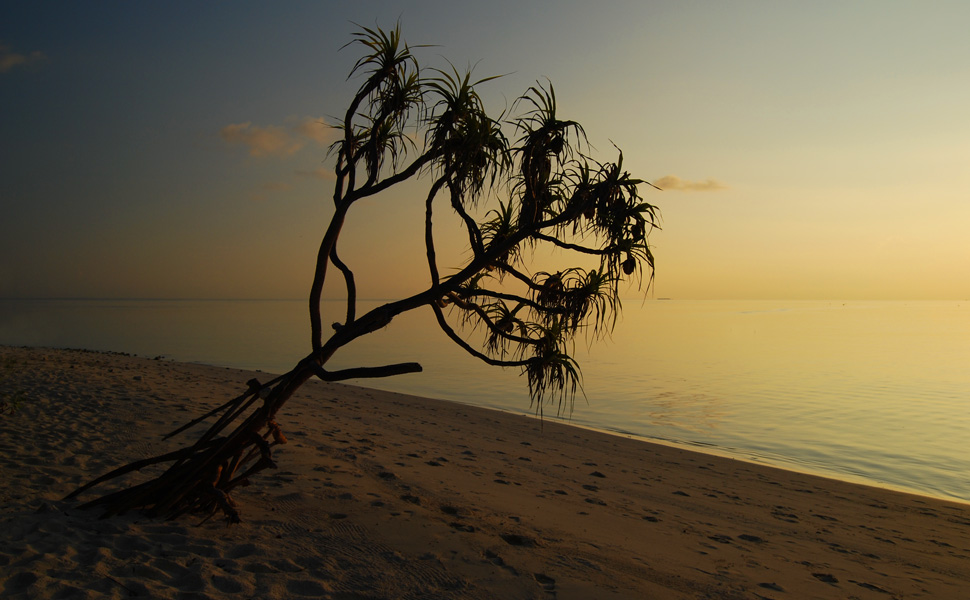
xmin=2 ymin=298 xmax=969 ymax=503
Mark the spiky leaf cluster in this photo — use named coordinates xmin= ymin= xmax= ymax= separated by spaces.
xmin=429 ymin=88 xmax=661 ymax=414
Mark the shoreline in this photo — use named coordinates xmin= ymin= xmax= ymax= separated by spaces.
xmin=12 ymin=341 xmax=961 ymax=507
xmin=3 ymin=345 xmax=970 ymax=598
xmin=446 ymin=399 xmax=970 ymax=508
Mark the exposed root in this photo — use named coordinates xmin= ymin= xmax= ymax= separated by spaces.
xmin=66 ymin=367 xmax=311 ymax=524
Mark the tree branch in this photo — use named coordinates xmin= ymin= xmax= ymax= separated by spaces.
xmin=424 ymin=174 xmax=451 ymax=288
xmin=444 ymin=293 xmax=539 ymax=346
xmin=449 ymin=183 xmax=485 ymax=256
xmin=532 ymin=231 xmax=614 ymax=255
xmin=452 ymin=287 xmax=547 ymax=314
xmin=310 ymin=362 xmax=423 ymax=382
xmin=348 ymin=149 xmax=438 ymax=204
xmin=431 ymin=303 xmax=534 ymax=368
xmin=311 ymin=150 xmax=437 ymax=351
xmin=490 ymin=260 xmax=544 ymax=291
xmin=309 ymin=202 xmax=351 ymax=351
xmin=330 ymin=245 xmax=357 ymax=326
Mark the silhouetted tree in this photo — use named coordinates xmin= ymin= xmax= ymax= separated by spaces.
xmin=68 ymin=24 xmax=661 ymax=523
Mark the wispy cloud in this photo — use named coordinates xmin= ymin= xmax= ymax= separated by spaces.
xmin=295 ymin=166 xmax=336 ymax=181
xmin=220 ymin=117 xmax=335 ymax=158
xmin=653 ymin=175 xmax=727 ymax=192
xmin=292 ymin=117 xmax=336 ymax=145
xmin=220 ymin=122 xmax=304 ymax=157
xmin=0 ymin=43 xmax=46 ymax=73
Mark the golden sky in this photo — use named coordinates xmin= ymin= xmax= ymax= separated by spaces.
xmin=2 ymin=1 xmax=969 ymax=300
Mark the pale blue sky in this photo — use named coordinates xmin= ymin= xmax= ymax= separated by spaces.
xmin=3 ymin=1 xmax=969 ymax=299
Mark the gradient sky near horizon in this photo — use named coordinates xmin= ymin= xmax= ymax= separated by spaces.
xmin=3 ymin=1 xmax=969 ymax=301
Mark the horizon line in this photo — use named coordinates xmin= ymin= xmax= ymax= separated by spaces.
xmin=2 ymin=296 xmax=968 ymax=303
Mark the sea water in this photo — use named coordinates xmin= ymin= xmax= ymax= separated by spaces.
xmin=2 ymin=298 xmax=968 ymax=503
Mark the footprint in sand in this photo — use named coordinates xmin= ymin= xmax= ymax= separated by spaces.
xmin=211 ymin=574 xmax=245 ymax=594
xmin=771 ymin=508 xmax=799 ymax=523
xmin=286 ymin=579 xmax=331 ymax=596
xmin=850 ymin=580 xmax=892 ymax=594
xmin=501 ymin=533 xmax=538 ymax=547
xmin=484 ymin=550 xmax=520 ymax=575
xmin=534 ymin=572 xmax=556 ymax=594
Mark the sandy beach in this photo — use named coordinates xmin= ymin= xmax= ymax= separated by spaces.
xmin=2 ymin=346 xmax=969 ymax=599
